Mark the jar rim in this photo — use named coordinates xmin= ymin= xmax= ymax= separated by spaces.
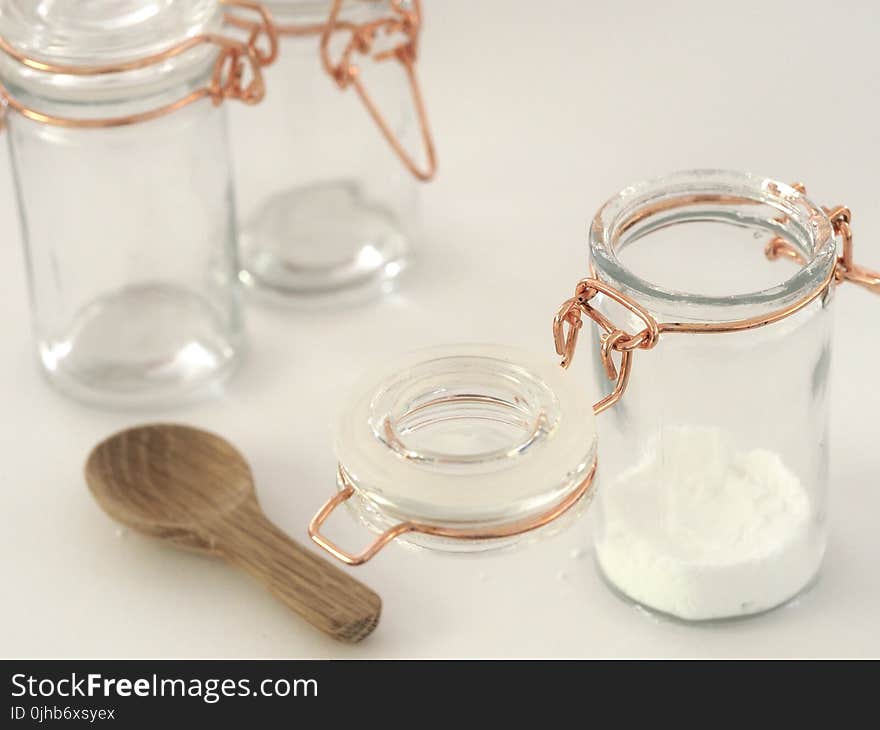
xmin=0 ymin=0 xmax=222 ymax=66
xmin=589 ymin=170 xmax=838 ymax=321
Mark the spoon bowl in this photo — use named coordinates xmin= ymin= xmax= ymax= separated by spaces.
xmin=87 ymin=424 xmax=255 ymax=552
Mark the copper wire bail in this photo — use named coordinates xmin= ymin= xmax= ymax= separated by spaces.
xmin=316 ymin=0 xmax=437 ymax=182
xmin=554 ymin=184 xmax=880 ymax=415
xmin=308 ymin=460 xmax=598 ymax=566
xmin=0 ymin=0 xmax=278 ymax=130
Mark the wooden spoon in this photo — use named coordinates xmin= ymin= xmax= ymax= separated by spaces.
xmin=84 ymin=423 xmax=381 ymax=643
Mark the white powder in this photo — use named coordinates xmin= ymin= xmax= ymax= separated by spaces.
xmin=595 ymin=426 xmax=824 ymax=620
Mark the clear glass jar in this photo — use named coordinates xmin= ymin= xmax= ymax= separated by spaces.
xmin=0 ymin=0 xmax=260 ymax=407
xmin=230 ymin=0 xmax=433 ymax=300
xmin=309 ymin=345 xmax=598 ymax=564
xmin=586 ymin=170 xmax=837 ymax=621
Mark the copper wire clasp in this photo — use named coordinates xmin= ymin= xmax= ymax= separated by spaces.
xmin=552 ymin=297 xmax=583 ymax=369
xmin=223 ymin=0 xmax=280 ymax=67
xmin=308 ymin=475 xmax=415 ymax=567
xmin=828 ymin=207 xmax=880 ymax=293
xmin=765 ymin=185 xmax=879 ymax=295
xmin=553 ymin=278 xmax=660 ymax=415
xmin=319 ymin=0 xmax=437 ymax=181
xmin=310 ymin=463 xmax=597 ymax=566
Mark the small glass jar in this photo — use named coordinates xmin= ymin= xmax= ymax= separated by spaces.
xmin=230 ymin=0 xmax=435 ymax=300
xmin=309 ymin=345 xmax=598 ymax=564
xmin=0 ymin=0 xmax=272 ymax=407
xmin=584 ymin=170 xmax=838 ymax=621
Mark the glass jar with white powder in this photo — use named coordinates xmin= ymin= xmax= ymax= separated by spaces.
xmin=580 ymin=170 xmax=842 ymax=621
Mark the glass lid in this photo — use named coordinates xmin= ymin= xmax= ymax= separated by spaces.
xmin=0 ymin=0 xmax=221 ymax=64
xmin=263 ymin=1 xmax=381 ymax=24
xmin=0 ymin=0 xmax=225 ymax=101
xmin=314 ymin=344 xmax=598 ymax=561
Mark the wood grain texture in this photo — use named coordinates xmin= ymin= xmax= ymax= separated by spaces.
xmin=84 ymin=423 xmax=381 ymax=643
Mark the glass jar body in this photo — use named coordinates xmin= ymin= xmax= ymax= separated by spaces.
xmin=587 ymin=171 xmax=836 ymax=621
xmin=230 ymin=0 xmax=417 ymax=299
xmin=7 ymin=97 xmax=243 ymax=407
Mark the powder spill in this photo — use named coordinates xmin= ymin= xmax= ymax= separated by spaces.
xmin=595 ymin=426 xmax=824 ymax=621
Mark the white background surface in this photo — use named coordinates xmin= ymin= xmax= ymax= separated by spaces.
xmin=2 ymin=0 xmax=879 ymax=658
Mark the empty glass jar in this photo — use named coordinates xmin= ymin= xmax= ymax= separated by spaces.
xmin=575 ymin=170 xmax=841 ymax=621
xmin=229 ymin=0 xmax=435 ymax=300
xmin=0 ymin=0 xmax=273 ymax=406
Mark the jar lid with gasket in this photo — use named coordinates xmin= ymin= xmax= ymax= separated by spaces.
xmin=310 ymin=344 xmax=598 ymax=564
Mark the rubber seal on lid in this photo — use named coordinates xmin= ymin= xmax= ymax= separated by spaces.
xmin=311 ymin=344 xmax=598 ymax=561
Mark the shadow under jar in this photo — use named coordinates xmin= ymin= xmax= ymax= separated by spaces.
xmin=0 ymin=0 xmax=270 ymax=407
xmin=230 ymin=0 xmax=435 ymax=301
xmin=584 ymin=170 xmax=841 ymax=621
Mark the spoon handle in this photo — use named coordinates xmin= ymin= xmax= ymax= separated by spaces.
xmin=218 ymin=510 xmax=381 ymax=643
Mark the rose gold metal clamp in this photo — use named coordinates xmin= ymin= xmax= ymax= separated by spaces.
xmin=322 ymin=0 xmax=436 ymax=181
xmin=554 ymin=279 xmax=659 ymax=415
xmin=554 ymin=187 xmax=879 ymax=415
xmin=765 ymin=185 xmax=880 ymax=294
xmin=245 ymin=0 xmax=437 ymax=182
xmin=0 ymin=0 xmax=277 ymax=130
xmin=309 ymin=460 xmax=598 ymax=567
xmin=223 ymin=1 xmax=280 ymax=66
